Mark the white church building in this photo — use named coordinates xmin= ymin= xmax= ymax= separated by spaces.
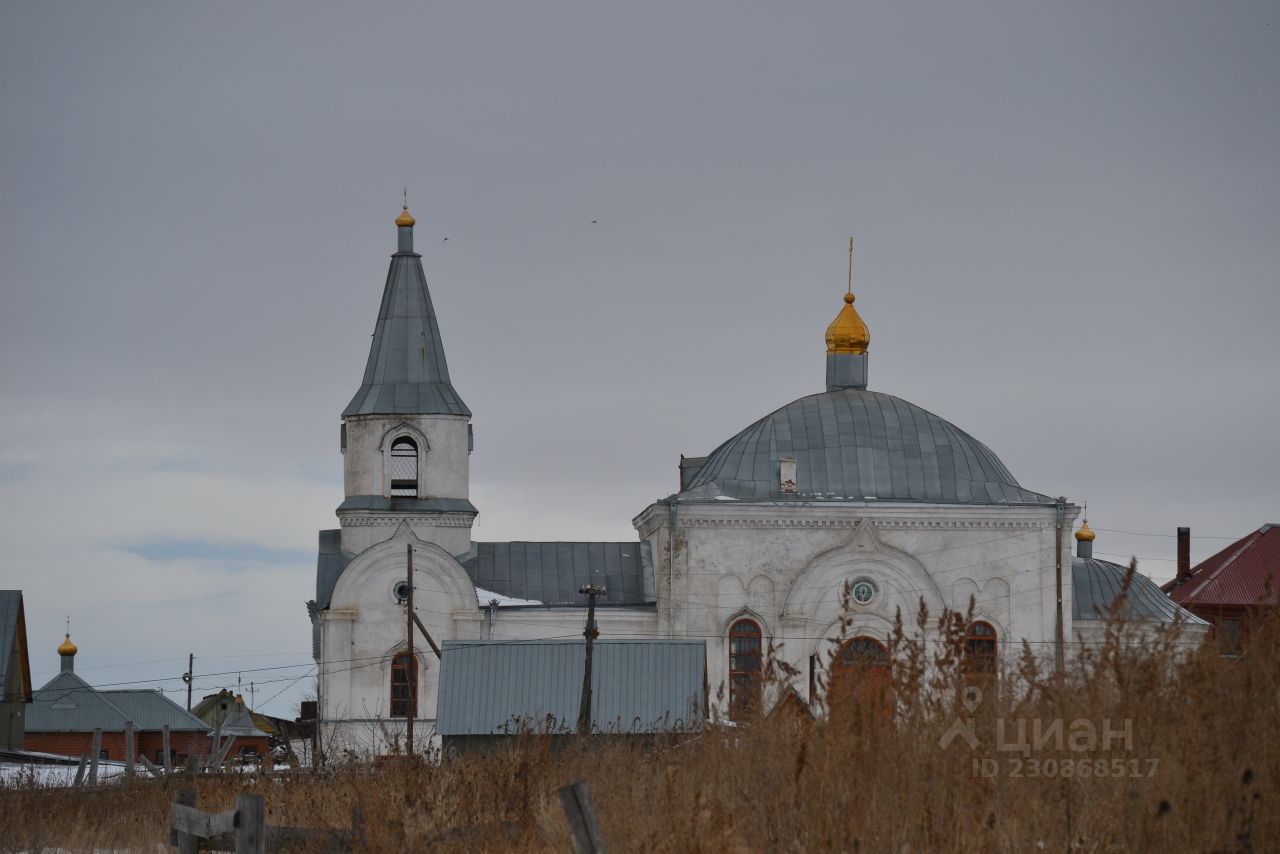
xmin=309 ymin=208 xmax=1202 ymax=752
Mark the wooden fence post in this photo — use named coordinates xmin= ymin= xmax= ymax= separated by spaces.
xmin=124 ymin=720 xmax=135 ymax=777
xmin=558 ymin=779 xmax=607 ymax=854
xmin=173 ymin=788 xmax=198 ymax=854
xmin=208 ymin=720 xmax=223 ymax=770
xmin=162 ymin=724 xmax=172 ymax=774
xmin=72 ymin=753 xmax=88 ymax=788
xmin=234 ymin=793 xmax=266 ymax=854
xmin=88 ymin=728 xmax=102 ymax=786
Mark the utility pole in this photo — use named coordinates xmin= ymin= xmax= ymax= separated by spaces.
xmin=576 ymin=585 xmax=607 ymax=737
xmin=1054 ymin=500 xmax=1066 ymax=675
xmin=184 ymin=653 xmax=194 ymax=711
xmin=405 ymin=543 xmax=414 ymax=756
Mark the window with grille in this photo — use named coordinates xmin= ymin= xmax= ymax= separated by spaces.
xmin=390 ymin=438 xmax=418 ymax=497
xmin=965 ymin=621 xmax=998 ymax=674
xmin=729 ymin=619 xmax=763 ymax=720
xmin=390 ymin=652 xmax=417 ymax=719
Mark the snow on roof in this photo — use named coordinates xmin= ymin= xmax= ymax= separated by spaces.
xmin=476 ymin=587 xmax=543 ymax=607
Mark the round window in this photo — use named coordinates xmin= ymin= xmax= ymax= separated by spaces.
xmin=393 ymin=581 xmax=410 ymax=603
xmin=851 ymin=578 xmax=877 ymax=605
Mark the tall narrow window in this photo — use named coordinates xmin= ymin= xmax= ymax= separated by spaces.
xmin=390 ymin=438 xmax=418 ymax=497
xmin=965 ymin=621 xmax=998 ymax=675
xmin=728 ymin=619 xmax=763 ymax=720
xmin=390 ymin=652 xmax=418 ymax=719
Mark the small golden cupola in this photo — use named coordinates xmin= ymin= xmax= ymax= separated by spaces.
xmin=57 ymin=633 xmax=78 ymax=656
xmin=395 ymin=195 xmax=417 ymax=253
xmin=58 ymin=631 xmax=78 ymax=673
xmin=825 ymin=291 xmax=870 ymax=355
xmin=824 ymin=238 xmax=871 ymax=392
xmin=1075 ymin=513 xmax=1096 ymax=559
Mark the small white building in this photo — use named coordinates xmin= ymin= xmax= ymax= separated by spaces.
xmin=310 ymin=209 xmax=1202 ymax=754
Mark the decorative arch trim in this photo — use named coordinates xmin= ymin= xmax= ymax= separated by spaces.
xmin=378 ymin=421 xmax=430 ymax=452
xmin=721 ymin=606 xmax=771 ymax=639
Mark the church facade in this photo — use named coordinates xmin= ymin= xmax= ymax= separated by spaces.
xmin=310 ymin=210 xmax=1202 ymax=754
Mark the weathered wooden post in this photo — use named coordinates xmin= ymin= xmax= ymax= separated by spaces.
xmin=162 ymin=724 xmax=172 ymax=774
xmin=124 ymin=719 xmax=135 ymax=777
xmin=173 ymin=788 xmax=198 ymax=854
xmin=72 ymin=753 xmax=88 ymax=787
xmin=88 ymin=728 xmax=102 ymax=785
xmin=209 ymin=720 xmax=223 ymax=770
xmin=558 ymin=779 xmax=607 ymax=854
xmin=234 ymin=793 xmax=266 ymax=854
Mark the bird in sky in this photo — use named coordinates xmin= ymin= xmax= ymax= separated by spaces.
xmin=442 ymin=237 xmax=449 ymax=243
xmin=590 ymin=220 xmax=598 ymax=226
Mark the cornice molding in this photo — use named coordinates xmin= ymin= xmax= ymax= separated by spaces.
xmin=338 ymin=513 xmax=476 ymax=529
xmin=676 ymin=517 xmax=1047 ymax=531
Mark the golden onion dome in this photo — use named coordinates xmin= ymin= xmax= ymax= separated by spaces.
xmin=57 ymin=633 xmax=78 ymax=656
xmin=395 ymin=206 xmax=416 ymax=227
xmin=1075 ymin=520 xmax=1096 ymax=542
xmin=825 ymin=291 xmax=870 ymax=355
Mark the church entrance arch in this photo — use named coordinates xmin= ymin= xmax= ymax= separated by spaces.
xmin=828 ymin=636 xmax=892 ymax=723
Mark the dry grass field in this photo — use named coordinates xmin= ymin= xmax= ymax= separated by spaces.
xmin=3 ymin=600 xmax=1276 ymax=853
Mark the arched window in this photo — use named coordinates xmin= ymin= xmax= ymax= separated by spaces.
xmin=390 ymin=438 xmax=418 ymax=497
xmin=390 ymin=652 xmax=418 ymax=718
xmin=965 ymin=621 xmax=998 ymax=674
xmin=728 ymin=619 xmax=763 ymax=720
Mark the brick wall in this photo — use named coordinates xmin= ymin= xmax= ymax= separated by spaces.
xmin=24 ymin=730 xmax=211 ymax=761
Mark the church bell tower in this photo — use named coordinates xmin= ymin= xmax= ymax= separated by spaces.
xmin=335 ymin=205 xmax=476 ymax=556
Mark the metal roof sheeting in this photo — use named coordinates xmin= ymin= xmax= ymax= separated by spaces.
xmin=1072 ymin=557 xmax=1207 ymax=624
xmin=342 ymin=248 xmax=470 ymax=418
xmin=314 ymin=529 xmax=355 ymax=611
xmin=457 ymin=542 xmax=655 ymax=605
xmin=26 ymin=671 xmax=209 ymax=732
xmin=684 ymin=389 xmax=1054 ymax=504
xmin=1165 ymin=524 xmax=1280 ymax=608
xmin=0 ymin=591 xmax=29 ymax=700
xmin=437 ymin=640 xmax=705 ymax=736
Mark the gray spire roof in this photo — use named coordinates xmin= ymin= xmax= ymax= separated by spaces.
xmin=343 ymin=221 xmax=470 ymax=418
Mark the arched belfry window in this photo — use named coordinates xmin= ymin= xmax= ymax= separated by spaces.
xmin=728 ymin=619 xmax=763 ymax=720
xmin=390 ymin=438 xmax=418 ymax=498
xmin=965 ymin=621 xmax=998 ymax=675
xmin=390 ymin=652 xmax=418 ymax=718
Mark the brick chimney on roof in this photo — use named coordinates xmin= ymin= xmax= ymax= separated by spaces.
xmin=1176 ymin=527 xmax=1191 ymax=583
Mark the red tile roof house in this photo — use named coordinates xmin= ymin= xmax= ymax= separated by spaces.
xmin=1162 ymin=524 xmax=1280 ymax=651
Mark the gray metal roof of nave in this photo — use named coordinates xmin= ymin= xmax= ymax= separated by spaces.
xmin=458 ymin=541 xmax=655 ymax=606
xmin=436 ymin=639 xmax=705 ymax=736
xmin=342 ymin=220 xmax=470 ymax=418
xmin=682 ymin=388 xmax=1055 ymax=504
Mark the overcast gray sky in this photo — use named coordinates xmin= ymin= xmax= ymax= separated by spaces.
xmin=2 ymin=1 xmax=1277 ymax=716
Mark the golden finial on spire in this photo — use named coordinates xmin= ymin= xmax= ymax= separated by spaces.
xmin=825 ymin=236 xmax=870 ymax=354
xmin=1076 ymin=503 xmax=1096 ymax=542
xmin=396 ymin=188 xmax=416 ymax=227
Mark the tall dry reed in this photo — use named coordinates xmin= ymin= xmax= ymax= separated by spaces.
xmin=3 ymin=600 xmax=1276 ymax=852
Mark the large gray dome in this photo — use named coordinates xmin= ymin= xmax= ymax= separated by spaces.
xmin=683 ymin=389 xmax=1053 ymax=504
